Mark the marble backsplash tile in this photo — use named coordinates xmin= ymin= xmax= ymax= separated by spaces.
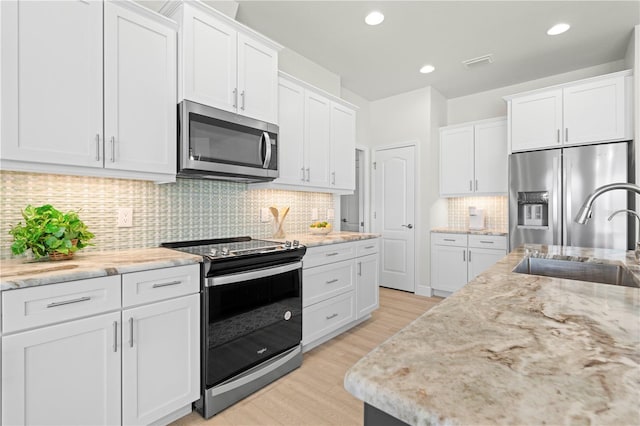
xmin=447 ymin=196 xmax=508 ymax=230
xmin=0 ymin=171 xmax=334 ymax=260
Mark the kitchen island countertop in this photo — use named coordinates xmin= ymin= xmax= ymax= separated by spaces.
xmin=431 ymin=227 xmax=508 ymax=236
xmin=344 ymin=244 xmax=640 ymax=425
xmin=274 ymin=231 xmax=380 ymax=248
xmin=0 ymin=248 xmax=202 ymax=291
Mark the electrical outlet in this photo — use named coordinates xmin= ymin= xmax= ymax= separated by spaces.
xmin=260 ymin=207 xmax=271 ymax=223
xmin=117 ymin=208 xmax=133 ymax=228
xmin=311 ymin=208 xmax=318 ymax=221
xmin=327 ymin=208 xmax=335 ymax=220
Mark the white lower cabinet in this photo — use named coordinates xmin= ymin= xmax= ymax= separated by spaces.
xmin=1 ymin=264 xmax=201 ymax=426
xmin=302 ymin=238 xmax=379 ymax=351
xmin=431 ymin=233 xmax=507 ymax=295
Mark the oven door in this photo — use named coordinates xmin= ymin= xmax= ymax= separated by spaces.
xmin=204 ymin=261 xmax=302 ymax=388
xmin=179 ymin=100 xmax=278 ymax=181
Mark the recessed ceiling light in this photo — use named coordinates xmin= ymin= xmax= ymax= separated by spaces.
xmin=419 ymin=65 xmax=435 ymax=74
xmin=365 ymin=11 xmax=384 ymax=26
xmin=547 ymin=23 xmax=570 ymax=36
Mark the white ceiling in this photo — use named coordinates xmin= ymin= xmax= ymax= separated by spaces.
xmin=145 ymin=1 xmax=640 ymax=101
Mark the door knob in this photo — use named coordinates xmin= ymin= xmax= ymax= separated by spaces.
xmin=401 ymin=224 xmax=413 ymax=229
xmin=341 ymin=218 xmax=347 ymax=222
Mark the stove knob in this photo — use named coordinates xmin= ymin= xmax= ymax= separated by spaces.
xmin=221 ymin=247 xmax=230 ymax=256
xmin=292 ymin=240 xmax=300 ymax=247
xmin=209 ymin=248 xmax=219 ymax=257
xmin=284 ymin=241 xmax=292 ymax=248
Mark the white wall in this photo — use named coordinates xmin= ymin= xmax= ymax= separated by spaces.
xmin=447 ymin=60 xmax=627 ymax=125
xmin=278 ymin=48 xmax=341 ymax=97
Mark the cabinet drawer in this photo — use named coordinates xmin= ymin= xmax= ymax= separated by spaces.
xmin=122 ymin=264 xmax=200 ymax=307
xmin=2 ymin=276 xmax=121 ymax=334
xmin=356 ymin=239 xmax=379 ymax=257
xmin=302 ymin=291 xmax=355 ymax=346
xmin=431 ymin=233 xmax=467 ymax=247
xmin=468 ymin=235 xmax=507 ymax=250
xmin=303 ymin=242 xmax=356 ymax=269
xmin=303 ymin=259 xmax=354 ymax=307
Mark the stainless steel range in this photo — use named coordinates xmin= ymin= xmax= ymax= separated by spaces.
xmin=161 ymin=236 xmax=306 ymax=418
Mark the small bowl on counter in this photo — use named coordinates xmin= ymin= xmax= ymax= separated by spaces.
xmin=309 ymin=222 xmax=332 ymax=235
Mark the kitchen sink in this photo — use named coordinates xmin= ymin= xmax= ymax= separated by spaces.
xmin=513 ymin=257 xmax=640 ymax=288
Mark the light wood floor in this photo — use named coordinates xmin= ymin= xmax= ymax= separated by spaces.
xmin=171 ymin=288 xmax=441 ymax=426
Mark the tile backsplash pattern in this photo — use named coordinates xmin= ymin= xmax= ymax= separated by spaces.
xmin=0 ymin=171 xmax=334 ymax=260
xmin=447 ymin=196 xmax=508 ymax=230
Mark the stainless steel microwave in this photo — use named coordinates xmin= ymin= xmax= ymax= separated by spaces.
xmin=177 ymin=100 xmax=278 ymax=182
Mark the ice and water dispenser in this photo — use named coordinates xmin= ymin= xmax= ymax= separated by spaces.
xmin=516 ymin=191 xmax=549 ymax=227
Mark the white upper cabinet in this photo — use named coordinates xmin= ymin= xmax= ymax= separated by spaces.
xmin=305 ymin=91 xmax=332 ymax=188
xmin=1 ymin=0 xmax=178 ymax=182
xmin=440 ymin=117 xmax=507 ymax=197
xmin=330 ymin=103 xmax=357 ymax=191
xmin=277 ymin=77 xmax=306 ymax=185
xmin=1 ymin=0 xmax=103 ymax=168
xmin=104 ymin=2 xmax=177 ymax=175
xmin=171 ymin=1 xmax=281 ymax=124
xmin=507 ymin=70 xmax=633 ymax=152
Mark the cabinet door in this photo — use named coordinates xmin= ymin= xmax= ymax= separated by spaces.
xmin=305 ymin=91 xmax=332 ymax=188
xmin=330 ymin=103 xmax=356 ymax=190
xmin=1 ymin=0 xmax=103 ymax=167
xmin=122 ymin=294 xmax=200 ymax=426
xmin=182 ymin=4 xmax=237 ymax=112
xmin=440 ymin=126 xmax=474 ymax=196
xmin=2 ymin=312 xmax=121 ymax=426
xmin=510 ymin=89 xmax=563 ymax=152
xmin=468 ymin=248 xmax=505 ymax=281
xmin=276 ymin=77 xmax=306 ymax=185
xmin=104 ymin=2 xmax=177 ymax=175
xmin=430 ymin=244 xmax=468 ymax=293
xmin=474 ymin=120 xmax=508 ymax=194
xmin=356 ymin=254 xmax=379 ymax=318
xmin=563 ymin=75 xmax=627 ymax=145
xmin=237 ymin=33 xmax=278 ymax=123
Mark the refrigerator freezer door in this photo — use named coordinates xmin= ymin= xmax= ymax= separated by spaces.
xmin=563 ymin=142 xmax=628 ymax=250
xmin=509 ymin=149 xmax=561 ymax=250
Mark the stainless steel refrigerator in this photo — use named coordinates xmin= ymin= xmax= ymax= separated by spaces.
xmin=509 ymin=141 xmax=633 ymax=251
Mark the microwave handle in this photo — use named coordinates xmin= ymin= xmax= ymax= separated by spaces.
xmin=261 ymin=132 xmax=272 ymax=169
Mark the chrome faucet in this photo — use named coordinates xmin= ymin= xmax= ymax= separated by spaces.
xmin=608 ymin=209 xmax=640 ymax=260
xmin=575 ymin=183 xmax=640 ymax=224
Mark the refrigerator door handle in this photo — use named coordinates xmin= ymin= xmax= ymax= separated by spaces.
xmin=553 ymin=154 xmax=562 ymax=246
xmin=563 ymin=156 xmax=571 ymax=246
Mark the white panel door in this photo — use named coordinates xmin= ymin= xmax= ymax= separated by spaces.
xmin=276 ymin=77 xmax=306 ymax=185
xmin=1 ymin=0 xmax=103 ymax=167
xmin=2 ymin=312 xmax=121 ymax=426
xmin=356 ymin=253 xmax=379 ymax=318
xmin=431 ymin=245 xmax=468 ymax=293
xmin=468 ymin=248 xmax=505 ymax=281
xmin=563 ymin=76 xmax=626 ymax=145
xmin=330 ymin=102 xmax=356 ymax=190
xmin=374 ymin=146 xmax=415 ymax=292
xmin=237 ymin=33 xmax=278 ymax=123
xmin=182 ymin=5 xmax=237 ymax=111
xmin=510 ymin=89 xmax=563 ymax=152
xmin=305 ymin=92 xmax=332 ymax=188
xmin=122 ymin=294 xmax=200 ymax=426
xmin=474 ymin=119 xmax=508 ymax=194
xmin=440 ymin=126 xmax=474 ymax=195
xmin=104 ymin=2 xmax=177 ymax=175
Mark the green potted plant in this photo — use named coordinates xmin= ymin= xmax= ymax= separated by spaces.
xmin=9 ymin=204 xmax=95 ymax=260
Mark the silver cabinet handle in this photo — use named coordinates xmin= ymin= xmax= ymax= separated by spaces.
xmin=331 ymin=171 xmax=336 ymax=185
xmin=444 ymin=238 xmax=456 ymax=242
xmin=113 ymin=321 xmax=118 ymax=352
xmin=300 ymin=168 xmax=305 ymax=182
xmin=110 ymin=136 xmax=115 ymax=162
xmin=129 ymin=317 xmax=134 ymax=348
xmin=557 ymin=129 xmax=560 ymax=143
xmin=364 ymin=245 xmax=375 ymax=249
xmin=565 ymin=128 xmax=568 ymax=142
xmin=325 ymin=278 xmax=339 ymax=284
xmin=326 ymin=313 xmax=338 ymax=320
xmin=233 ymin=88 xmax=237 ymax=108
xmin=240 ymin=90 xmax=245 ymax=110
xmin=95 ymin=134 xmax=100 ymax=161
xmin=152 ymin=280 xmax=181 ymax=288
xmin=358 ymin=261 xmax=362 ymax=276
xmin=325 ymin=252 xmax=339 ymax=257
xmin=480 ymin=240 xmax=494 ymax=244
xmin=47 ymin=296 xmax=91 ymax=308
xmin=401 ymin=224 xmax=413 ymax=229
xmin=305 ymin=168 xmax=310 ymax=182
xmin=475 ymin=180 xmax=478 ymax=191
xmin=463 ymin=250 xmax=466 ymax=262
xmin=468 ymin=250 xmax=472 ymax=262
xmin=469 ymin=180 xmax=473 ymax=191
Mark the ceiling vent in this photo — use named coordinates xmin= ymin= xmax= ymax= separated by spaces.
xmin=462 ymin=54 xmax=494 ymax=68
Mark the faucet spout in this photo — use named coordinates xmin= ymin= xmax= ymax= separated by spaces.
xmin=575 ymin=183 xmax=640 ymax=225
xmin=608 ymin=209 xmax=640 ymax=261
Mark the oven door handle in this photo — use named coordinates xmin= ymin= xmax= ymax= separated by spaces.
xmin=207 ymin=261 xmax=302 ymax=287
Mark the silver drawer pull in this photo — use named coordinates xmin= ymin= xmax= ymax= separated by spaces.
xmin=113 ymin=321 xmax=118 ymax=353
xmin=326 ymin=313 xmax=338 ymax=320
xmin=480 ymin=240 xmax=494 ymax=244
xmin=364 ymin=245 xmax=375 ymax=249
xmin=444 ymin=238 xmax=456 ymax=242
xmin=152 ymin=280 xmax=182 ymax=288
xmin=47 ymin=296 xmax=91 ymax=308
xmin=129 ymin=317 xmax=134 ymax=348
xmin=325 ymin=252 xmax=339 ymax=257
xmin=325 ymin=278 xmax=339 ymax=284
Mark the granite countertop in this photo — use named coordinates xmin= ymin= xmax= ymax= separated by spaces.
xmin=344 ymin=244 xmax=640 ymax=425
xmin=274 ymin=231 xmax=380 ymax=248
xmin=431 ymin=227 xmax=508 ymax=236
xmin=0 ymin=248 xmax=202 ymax=292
